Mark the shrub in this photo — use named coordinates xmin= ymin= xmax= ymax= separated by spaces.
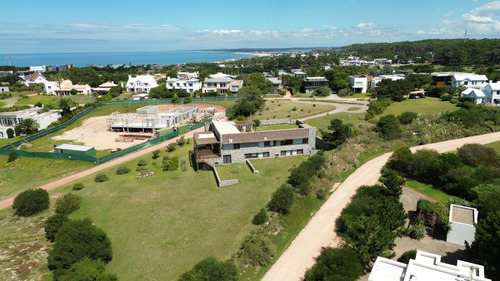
xmin=94 ymin=174 xmax=109 ymax=182
xmin=237 ymin=233 xmax=276 ymax=266
xmin=166 ymin=143 xmax=177 ymax=152
xmin=48 ymin=218 xmax=113 ymax=278
xmin=7 ymin=152 xmax=18 ymax=163
xmin=252 ymin=208 xmax=268 ymax=225
xmin=337 ymin=88 xmax=353 ymax=97
xmin=179 ymin=257 xmax=238 ymax=281
xmin=13 ymin=188 xmax=50 ymax=216
xmin=314 ymin=87 xmax=331 ymax=97
xmin=152 ymin=150 xmax=160 ymax=159
xmin=58 ymin=258 xmax=118 ymax=281
xmin=6 ymin=128 xmax=14 ymax=138
xmin=267 ymin=184 xmax=294 ymax=214
xmin=72 ymin=183 xmax=84 ymax=191
xmin=398 ymin=111 xmax=418 ymax=125
xmin=253 ymin=119 xmax=261 ymax=127
xmin=44 ymin=214 xmax=69 ymax=242
xmin=304 ymin=247 xmax=363 ymax=281
xmin=55 ymin=193 xmax=82 ymax=214
xmin=137 ymin=160 xmax=147 ymax=166
xmin=457 ymin=143 xmax=498 ymax=167
xmin=177 ymin=136 xmax=186 ymax=146
xmin=409 ymin=218 xmax=426 ymax=240
xmin=397 ymin=249 xmax=417 ymax=264
xmin=162 ymin=156 xmax=179 ymax=171
xmin=116 ymin=166 xmax=131 ymax=175
xmin=440 ymin=93 xmax=453 ymax=101
xmin=375 ymin=114 xmax=401 ymax=140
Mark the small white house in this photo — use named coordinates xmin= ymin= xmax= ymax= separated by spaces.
xmin=44 ymin=80 xmax=91 ymax=95
xmin=451 ymin=73 xmax=488 ymax=91
xmin=126 ymin=75 xmax=158 ymax=93
xmin=349 ymin=75 xmax=368 ymax=93
xmin=24 ymin=73 xmax=47 ymax=86
xmin=446 ymin=204 xmax=478 ymax=246
xmin=166 ymin=77 xmax=201 ymax=93
xmin=371 ymin=75 xmax=405 ymax=88
xmin=29 ymin=65 xmax=46 ymax=73
xmin=461 ymin=81 xmax=500 ymax=105
xmin=0 ymin=108 xmax=61 ymax=138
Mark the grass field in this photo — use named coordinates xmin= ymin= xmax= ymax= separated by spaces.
xmin=405 ymin=179 xmax=460 ymax=205
xmin=46 ymin=143 xmax=306 ymax=281
xmin=382 ymin=97 xmax=458 ymax=117
xmin=15 ymin=95 xmax=95 ymax=106
xmin=486 ymin=140 xmax=500 ymax=152
xmin=305 ymin=112 xmax=366 ymax=134
xmin=341 ymin=92 xmax=372 ymax=99
xmin=256 ymin=100 xmax=335 ymax=120
xmin=0 ymin=155 xmax=93 ymax=200
xmin=0 ymin=101 xmax=5 ymax=107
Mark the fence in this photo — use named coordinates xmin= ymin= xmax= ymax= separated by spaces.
xmin=0 ymin=96 xmax=234 ymax=164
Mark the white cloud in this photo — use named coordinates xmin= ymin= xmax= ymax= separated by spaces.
xmin=461 ymin=1 xmax=500 ymax=33
xmin=357 ymin=23 xmax=378 ymax=30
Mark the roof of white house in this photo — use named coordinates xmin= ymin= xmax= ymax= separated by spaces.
xmin=453 ymin=73 xmax=488 ymax=81
xmin=212 ymin=121 xmax=241 ymax=135
xmin=209 ymin=72 xmax=232 ymax=79
xmin=449 ymin=204 xmax=478 ymax=225
xmin=303 ymin=76 xmax=328 ymax=81
xmin=461 ymin=88 xmax=485 ymax=98
xmin=486 ymin=82 xmax=500 ymax=90
xmin=267 ymin=77 xmax=281 ymax=85
xmin=127 ymin=75 xmax=157 ymax=86
xmin=204 ymin=77 xmax=233 ymax=83
xmin=166 ymin=77 xmax=180 ymax=82
xmin=99 ymin=81 xmax=118 ymax=88
xmin=55 ymin=143 xmax=94 ymax=151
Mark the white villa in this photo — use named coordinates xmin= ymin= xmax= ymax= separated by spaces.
xmin=0 ymin=108 xmax=61 ymax=138
xmin=202 ymin=74 xmax=243 ymax=95
xmin=29 ymin=65 xmax=46 ymax=73
xmin=349 ymin=75 xmax=368 ymax=93
xmin=177 ymin=71 xmax=199 ymax=80
xmin=44 ymin=80 xmax=92 ymax=95
xmin=166 ymin=77 xmax=201 ymax=93
xmin=371 ymin=75 xmax=405 ymax=88
xmin=126 ymin=75 xmax=158 ymax=93
xmin=24 ymin=73 xmax=47 ymax=86
xmin=451 ymin=73 xmax=489 ymax=91
xmin=461 ymin=81 xmax=500 ymax=105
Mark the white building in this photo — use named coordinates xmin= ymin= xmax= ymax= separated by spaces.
xmin=461 ymin=81 xmax=500 ymax=105
xmin=0 ymin=108 xmax=61 ymax=138
xmin=447 ymin=204 xmax=478 ymax=245
xmin=202 ymin=77 xmax=243 ymax=95
xmin=451 ymin=73 xmax=488 ymax=91
xmin=177 ymin=71 xmax=199 ymax=80
xmin=24 ymin=73 xmax=48 ymax=86
xmin=126 ymin=75 xmax=158 ymax=93
xmin=29 ymin=65 xmax=46 ymax=73
xmin=349 ymin=75 xmax=368 ymax=93
xmin=369 ymin=250 xmax=491 ymax=281
xmin=371 ymin=75 xmax=405 ymax=88
xmin=166 ymin=77 xmax=202 ymax=93
xmin=44 ymin=80 xmax=91 ymax=95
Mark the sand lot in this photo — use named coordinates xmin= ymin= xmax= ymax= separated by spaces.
xmin=52 ymin=103 xmax=226 ymax=150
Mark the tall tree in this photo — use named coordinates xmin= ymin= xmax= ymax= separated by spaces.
xmin=321 ymin=118 xmax=351 ymax=148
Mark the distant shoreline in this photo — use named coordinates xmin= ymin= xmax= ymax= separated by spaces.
xmin=234 ymin=51 xmax=273 ymax=57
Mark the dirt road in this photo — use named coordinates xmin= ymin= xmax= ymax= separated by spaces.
xmin=262 ymin=131 xmax=500 ymax=281
xmin=0 ymin=127 xmax=205 ymax=210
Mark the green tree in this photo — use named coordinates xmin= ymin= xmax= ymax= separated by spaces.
xmin=457 ymin=143 xmax=498 ymax=168
xmin=397 ymin=249 xmax=417 ymax=264
xmin=398 ymin=112 xmax=418 ymax=125
xmin=375 ymin=114 xmax=401 ymax=140
xmin=45 ymin=214 xmax=70 ymax=242
xmin=380 ymin=168 xmax=405 ymax=198
xmin=70 ymin=88 xmax=78 ymax=95
xmin=373 ymin=79 xmax=413 ymax=102
xmin=473 ymin=184 xmax=500 ymax=217
xmin=55 ymin=193 xmax=82 ymax=214
xmin=232 ymin=86 xmax=265 ymax=117
xmin=18 ymin=118 xmax=40 ymax=135
xmin=178 ymin=257 xmax=238 ymax=281
xmin=6 ymin=128 xmax=14 ymax=138
xmin=304 ymin=247 xmax=363 ymax=281
xmin=13 ymin=188 xmax=50 ymax=216
xmin=321 ymin=118 xmax=351 ymax=148
xmin=267 ymin=184 xmax=294 ymax=214
xmin=243 ymin=72 xmax=273 ymax=94
xmin=48 ymin=218 xmax=113 ymax=278
xmin=314 ymin=87 xmax=331 ymax=97
xmin=252 ymin=208 xmax=268 ymax=225
xmin=58 ymin=98 xmax=77 ymax=116
xmin=58 ymin=258 xmax=118 ymax=281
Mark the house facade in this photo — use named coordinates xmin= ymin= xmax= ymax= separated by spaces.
xmin=29 ymin=65 xmax=46 ymax=73
xmin=451 ymin=73 xmax=488 ymax=91
xmin=202 ymin=78 xmax=243 ymax=95
xmin=126 ymin=75 xmax=158 ymax=93
xmin=349 ymin=75 xmax=368 ymax=93
xmin=302 ymin=77 xmax=328 ymax=94
xmin=0 ymin=108 xmax=61 ymax=138
xmin=166 ymin=77 xmax=202 ymax=93
xmin=461 ymin=82 xmax=500 ymax=105
xmin=0 ymin=86 xmax=8 ymax=93
xmin=193 ymin=121 xmax=316 ymax=169
xmin=266 ymin=77 xmax=282 ymax=94
xmin=371 ymin=75 xmax=405 ymax=88
xmin=44 ymin=80 xmax=91 ymax=95
xmin=24 ymin=73 xmax=47 ymax=86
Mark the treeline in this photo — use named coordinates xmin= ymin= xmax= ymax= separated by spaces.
xmin=335 ymin=38 xmax=500 ymax=66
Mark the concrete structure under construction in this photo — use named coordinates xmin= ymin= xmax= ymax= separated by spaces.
xmin=107 ymin=105 xmax=199 ymax=133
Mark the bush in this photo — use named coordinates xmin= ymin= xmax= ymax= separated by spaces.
xmin=166 ymin=143 xmax=177 ymax=152
xmin=457 ymin=143 xmax=498 ymax=167
xmin=409 ymin=218 xmax=426 ymax=240
xmin=179 ymin=257 xmax=238 ymax=281
xmin=337 ymin=88 xmax=353 ymax=97
xmin=116 ymin=166 xmax=131 ymax=175
xmin=152 ymin=150 xmax=160 ymax=159
xmin=48 ymin=218 xmax=113 ymax=278
xmin=6 ymin=128 xmax=14 ymax=138
xmin=58 ymin=258 xmax=118 ymax=281
xmin=397 ymin=249 xmax=417 ymax=264
xmin=44 ymin=214 xmax=69 ymax=242
xmin=304 ymin=247 xmax=363 ymax=281
xmin=398 ymin=111 xmax=418 ymax=125
xmin=267 ymin=184 xmax=294 ymax=214
xmin=137 ymin=160 xmax=147 ymax=166
xmin=237 ymin=233 xmax=276 ymax=266
xmin=13 ymin=188 xmax=50 ymax=216
xmin=253 ymin=119 xmax=261 ymax=127
xmin=314 ymin=87 xmax=331 ymax=97
xmin=94 ymin=174 xmax=109 ymax=182
xmin=440 ymin=93 xmax=453 ymax=101
xmin=162 ymin=156 xmax=179 ymax=171
xmin=7 ymin=152 xmax=18 ymax=163
xmin=375 ymin=114 xmax=402 ymax=140
xmin=177 ymin=136 xmax=186 ymax=146
xmin=55 ymin=193 xmax=82 ymax=214
xmin=252 ymin=208 xmax=268 ymax=225
xmin=72 ymin=183 xmax=84 ymax=191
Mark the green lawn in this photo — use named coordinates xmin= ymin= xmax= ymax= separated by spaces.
xmin=256 ymin=100 xmax=335 ymax=120
xmin=341 ymin=92 xmax=372 ymax=99
xmin=254 ymin=123 xmax=298 ymax=131
xmin=305 ymin=112 xmax=366 ymax=133
xmin=15 ymin=95 xmax=95 ymax=106
xmin=405 ymin=179 xmax=460 ymax=205
xmin=486 ymin=140 xmax=500 ymax=153
xmin=0 ymin=101 xmax=5 ymax=107
xmin=382 ymin=97 xmax=458 ymax=117
xmin=47 ymin=144 xmax=305 ymax=281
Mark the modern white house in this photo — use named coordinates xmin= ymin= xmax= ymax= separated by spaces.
xmin=451 ymin=73 xmax=489 ymax=92
xmin=302 ymin=77 xmax=328 ymax=94
xmin=461 ymin=81 xmax=500 ymax=105
xmin=29 ymin=65 xmax=46 ymax=73
xmin=166 ymin=77 xmax=202 ymax=93
xmin=44 ymin=80 xmax=92 ymax=95
xmin=0 ymin=108 xmax=61 ymax=138
xmin=126 ymin=75 xmax=158 ymax=93
xmin=369 ymin=250 xmax=491 ymax=281
xmin=349 ymin=75 xmax=368 ymax=93
xmin=446 ymin=204 xmax=478 ymax=245
xmin=177 ymin=71 xmax=199 ymax=80
xmin=371 ymin=74 xmax=405 ymax=88
xmin=23 ymin=73 xmax=47 ymax=86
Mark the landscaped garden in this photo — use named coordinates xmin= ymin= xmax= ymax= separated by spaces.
xmin=255 ymin=100 xmax=335 ymax=120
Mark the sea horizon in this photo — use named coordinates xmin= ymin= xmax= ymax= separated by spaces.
xmin=0 ymin=50 xmax=259 ymax=68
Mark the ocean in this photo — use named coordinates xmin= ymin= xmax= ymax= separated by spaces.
xmin=0 ymin=51 xmax=256 ymax=68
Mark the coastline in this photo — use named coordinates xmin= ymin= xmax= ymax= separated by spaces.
xmin=235 ymin=51 xmax=273 ymax=57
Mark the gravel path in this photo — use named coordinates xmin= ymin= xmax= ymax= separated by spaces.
xmin=262 ymin=131 xmax=500 ymax=281
xmin=0 ymin=127 xmax=205 ymax=210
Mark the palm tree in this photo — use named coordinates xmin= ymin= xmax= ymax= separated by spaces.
xmin=58 ymin=97 xmax=77 ymax=116
xmin=20 ymin=118 xmax=39 ymax=135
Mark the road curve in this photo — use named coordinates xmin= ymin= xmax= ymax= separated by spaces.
xmin=262 ymin=131 xmax=500 ymax=281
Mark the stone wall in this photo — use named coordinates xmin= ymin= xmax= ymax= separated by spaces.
xmin=260 ymin=119 xmax=296 ymax=126
xmin=213 ymin=166 xmax=239 ymax=187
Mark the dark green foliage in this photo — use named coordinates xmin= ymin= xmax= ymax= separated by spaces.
xmin=116 ymin=166 xmax=131 ymax=175
xmin=166 ymin=143 xmax=177 ymax=152
xmin=137 ymin=160 xmax=147 ymax=166
xmin=473 ymin=184 xmax=500 ymax=218
xmin=6 ymin=128 xmax=14 ymax=138
xmin=375 ymin=114 xmax=401 ymax=140
xmin=380 ymin=168 xmax=405 ymax=198
xmin=441 ymin=105 xmax=500 ymax=129
xmin=94 ymin=174 xmax=109 ymax=182
xmin=13 ymin=188 xmax=50 ymax=216
xmin=314 ymin=87 xmax=331 ymax=97
xmin=364 ymin=97 xmax=392 ymax=120
xmin=440 ymin=93 xmax=453 ymax=101
xmin=237 ymin=233 xmax=276 ymax=266
xmin=178 ymin=257 xmax=238 ymax=281
xmin=373 ymin=79 xmax=413 ymax=102
xmin=243 ymin=72 xmax=273 ymax=94
xmin=416 ymin=199 xmax=450 ymax=233
xmin=405 ymin=74 xmax=432 ymax=89
xmin=466 ymin=211 xmax=500 ymax=280
xmin=304 ymin=247 xmax=363 ymax=281
xmin=59 ymin=258 xmax=118 ymax=281
xmin=48 ymin=218 xmax=113 ymax=278
xmin=177 ymin=136 xmax=186 ymax=146
xmin=231 ymin=86 xmax=265 ymax=117
xmin=267 ymin=184 xmax=294 ymax=214
xmin=337 ymin=88 xmax=353 ymax=97
xmin=457 ymin=143 xmax=498 ymax=168
xmin=397 ymin=249 xmax=417 ymax=264
xmin=55 ymin=193 xmax=82 ymax=215
xmin=321 ymin=118 xmax=351 ymax=148
xmin=252 ymin=208 xmax=268 ymax=225
xmin=426 ymin=85 xmax=450 ymax=97
xmin=288 ymin=152 xmax=326 ymax=195
xmin=398 ymin=111 xmax=418 ymax=125
xmin=7 ymin=152 xmax=18 ymax=162
xmin=408 ymin=218 xmax=426 ymax=240
xmin=44 ymin=214 xmax=70 ymax=242
xmin=162 ymin=156 xmax=179 ymax=171
xmin=152 ymin=150 xmax=160 ymax=159
xmin=72 ymin=183 xmax=84 ymax=191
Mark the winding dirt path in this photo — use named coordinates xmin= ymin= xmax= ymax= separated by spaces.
xmin=262 ymin=131 xmax=500 ymax=281
xmin=0 ymin=127 xmax=205 ymax=210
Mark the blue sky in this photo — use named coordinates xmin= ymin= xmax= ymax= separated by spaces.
xmin=1 ymin=0 xmax=499 ymax=54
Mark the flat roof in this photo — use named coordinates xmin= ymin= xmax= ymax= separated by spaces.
xmin=212 ymin=121 xmax=241 ymax=135
xmin=450 ymin=204 xmax=476 ymax=225
xmin=55 ymin=143 xmax=94 ymax=151
xmin=193 ymin=132 xmax=218 ymax=145
xmin=222 ymin=128 xmax=310 ymax=144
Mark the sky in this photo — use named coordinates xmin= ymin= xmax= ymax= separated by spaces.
xmin=0 ymin=0 xmax=499 ymax=54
